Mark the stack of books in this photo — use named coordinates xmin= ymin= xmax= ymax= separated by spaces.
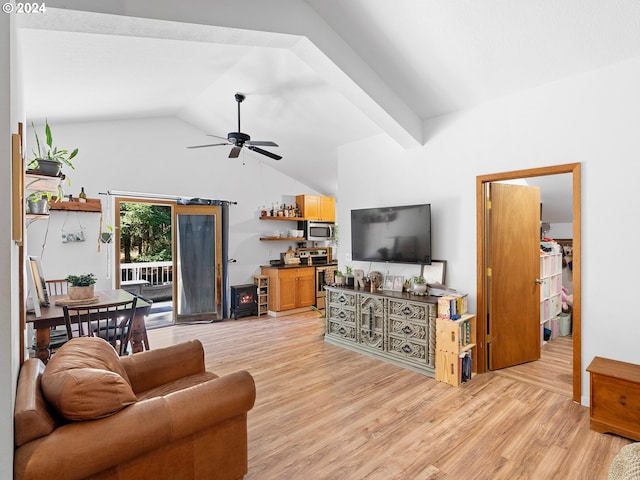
xmin=437 ymin=293 xmax=468 ymax=320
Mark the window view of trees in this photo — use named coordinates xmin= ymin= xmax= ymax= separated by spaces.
xmin=119 ymin=203 xmax=172 ymax=263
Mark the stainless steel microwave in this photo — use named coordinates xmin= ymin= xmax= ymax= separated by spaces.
xmin=306 ymin=221 xmax=334 ymax=241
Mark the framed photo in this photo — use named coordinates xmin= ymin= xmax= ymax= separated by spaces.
xmin=28 ymin=256 xmax=49 ymax=307
xmin=423 ymin=260 xmax=446 ymax=285
xmin=383 ymin=275 xmax=404 ymax=292
xmin=392 ymin=275 xmax=404 ymax=292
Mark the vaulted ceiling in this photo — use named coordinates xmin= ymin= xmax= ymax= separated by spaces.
xmin=17 ymin=0 xmax=640 ymax=221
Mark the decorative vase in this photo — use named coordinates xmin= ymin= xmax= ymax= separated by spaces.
xmin=68 ymin=285 xmax=95 ymax=300
xmin=31 ymin=159 xmax=61 ymax=177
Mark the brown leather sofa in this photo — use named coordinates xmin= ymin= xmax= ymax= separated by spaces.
xmin=14 ymin=337 xmax=256 ymax=480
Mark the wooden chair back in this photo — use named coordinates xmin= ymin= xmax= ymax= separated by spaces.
xmin=62 ymin=298 xmax=138 ymax=356
xmin=46 ymin=279 xmax=68 ymax=297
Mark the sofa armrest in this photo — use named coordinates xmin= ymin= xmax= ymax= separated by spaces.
xmin=119 ymin=339 xmax=205 ymax=393
xmin=164 ymin=370 xmax=256 ymax=439
xmin=14 ymin=370 xmax=256 ymax=480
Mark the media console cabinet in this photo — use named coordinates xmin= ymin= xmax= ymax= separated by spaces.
xmin=324 ymin=286 xmax=438 ymax=377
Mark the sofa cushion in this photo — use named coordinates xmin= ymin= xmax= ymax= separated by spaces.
xmin=41 ymin=337 xmax=137 ymax=421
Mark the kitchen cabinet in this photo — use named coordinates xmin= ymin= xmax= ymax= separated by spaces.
xmin=261 ymin=266 xmax=315 ymax=313
xmin=296 ymin=194 xmax=335 ymax=222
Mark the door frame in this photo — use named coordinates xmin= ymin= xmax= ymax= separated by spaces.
xmin=114 ymin=197 xmax=175 ymax=315
xmin=476 ymin=163 xmax=581 ymax=403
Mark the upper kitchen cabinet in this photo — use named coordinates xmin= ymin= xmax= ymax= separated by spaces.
xmin=296 ymin=194 xmax=335 ymax=222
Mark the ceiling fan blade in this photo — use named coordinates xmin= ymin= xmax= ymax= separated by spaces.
xmin=247 ymin=145 xmax=282 ymax=161
xmin=206 ymin=134 xmax=231 ymax=142
xmin=187 ymin=143 xmax=229 ymax=149
xmin=229 ymin=145 xmax=242 ymax=158
xmin=246 ymin=140 xmax=279 ymax=147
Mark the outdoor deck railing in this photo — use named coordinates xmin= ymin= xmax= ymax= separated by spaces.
xmin=120 ymin=261 xmax=173 ymax=286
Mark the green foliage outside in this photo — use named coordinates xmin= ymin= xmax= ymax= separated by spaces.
xmin=120 ymin=203 xmax=172 ymax=263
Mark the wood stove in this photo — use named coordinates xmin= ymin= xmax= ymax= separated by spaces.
xmin=231 ymin=284 xmax=258 ymax=319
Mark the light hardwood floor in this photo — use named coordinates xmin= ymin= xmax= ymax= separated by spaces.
xmin=148 ymin=312 xmax=629 ymax=479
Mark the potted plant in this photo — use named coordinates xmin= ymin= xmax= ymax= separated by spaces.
xmin=334 ymin=270 xmax=345 ymax=286
xmin=411 ymin=275 xmax=427 ymax=295
xmin=27 ymin=120 xmax=78 ymax=177
xmin=26 ymin=192 xmax=51 ymax=215
xmin=66 ymin=273 xmax=97 ymax=300
xmin=344 ymin=266 xmax=354 ymax=287
xmin=100 ymin=225 xmax=114 ymax=244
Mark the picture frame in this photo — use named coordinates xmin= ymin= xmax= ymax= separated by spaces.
xmin=383 ymin=275 xmax=394 ymax=291
xmin=383 ymin=275 xmax=404 ymax=292
xmin=28 ymin=256 xmax=49 ymax=307
xmin=392 ymin=275 xmax=404 ymax=292
xmin=423 ymin=260 xmax=446 ymax=285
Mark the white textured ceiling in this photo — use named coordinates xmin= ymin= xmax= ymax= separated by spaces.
xmin=17 ymin=0 xmax=640 ymax=217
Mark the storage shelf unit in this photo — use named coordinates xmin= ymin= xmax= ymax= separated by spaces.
xmin=540 ymin=241 xmax=562 ymax=346
xmin=435 ymin=314 xmax=477 ymax=387
xmin=253 ymin=275 xmax=269 ymax=316
xmin=259 ymin=216 xmax=306 ymax=241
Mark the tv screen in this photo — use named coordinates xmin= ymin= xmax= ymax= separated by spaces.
xmin=351 ymin=204 xmax=431 ymax=264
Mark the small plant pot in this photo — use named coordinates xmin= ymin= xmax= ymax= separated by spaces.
xmin=27 ymin=198 xmax=49 ymax=215
xmin=100 ymin=232 xmax=114 ymax=243
xmin=412 ymin=283 xmax=427 ymax=295
xmin=68 ymin=285 xmax=95 ymax=300
xmin=32 ymin=159 xmax=61 ymax=177
xmin=335 ymin=275 xmax=345 ymax=286
xmin=413 ymin=283 xmax=427 ymax=295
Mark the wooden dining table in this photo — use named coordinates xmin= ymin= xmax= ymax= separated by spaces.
xmin=26 ymin=289 xmax=152 ymax=363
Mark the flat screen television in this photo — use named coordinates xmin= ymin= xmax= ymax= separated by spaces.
xmin=351 ymin=204 xmax=431 ymax=265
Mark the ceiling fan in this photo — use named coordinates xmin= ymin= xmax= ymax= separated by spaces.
xmin=187 ymin=93 xmax=282 ymax=160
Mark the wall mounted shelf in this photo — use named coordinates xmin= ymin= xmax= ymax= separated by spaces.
xmin=25 ymin=171 xmax=64 ymax=194
xmin=49 ymin=198 xmax=102 ymax=213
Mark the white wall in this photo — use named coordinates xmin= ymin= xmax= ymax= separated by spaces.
xmin=548 ymin=222 xmax=572 ymax=239
xmin=25 ymin=116 xmax=320 ymax=292
xmin=338 ymin=55 xmax=640 ymax=405
xmin=3 ymin=12 xmax=24 ymax=479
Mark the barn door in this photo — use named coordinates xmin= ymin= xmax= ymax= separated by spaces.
xmin=174 ymin=204 xmax=222 ymax=322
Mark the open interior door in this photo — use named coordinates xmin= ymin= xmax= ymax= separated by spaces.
xmin=488 ymin=183 xmax=541 ymax=370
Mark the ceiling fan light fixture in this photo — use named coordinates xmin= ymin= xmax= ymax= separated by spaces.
xmin=186 ymin=93 xmax=281 ymax=160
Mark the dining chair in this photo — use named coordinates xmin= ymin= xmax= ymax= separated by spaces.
xmin=45 ymin=279 xmax=68 ymax=297
xmin=62 ymin=297 xmax=138 ymax=356
xmin=131 ymin=293 xmax=153 ymax=351
xmin=43 ymin=279 xmax=70 ymax=349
